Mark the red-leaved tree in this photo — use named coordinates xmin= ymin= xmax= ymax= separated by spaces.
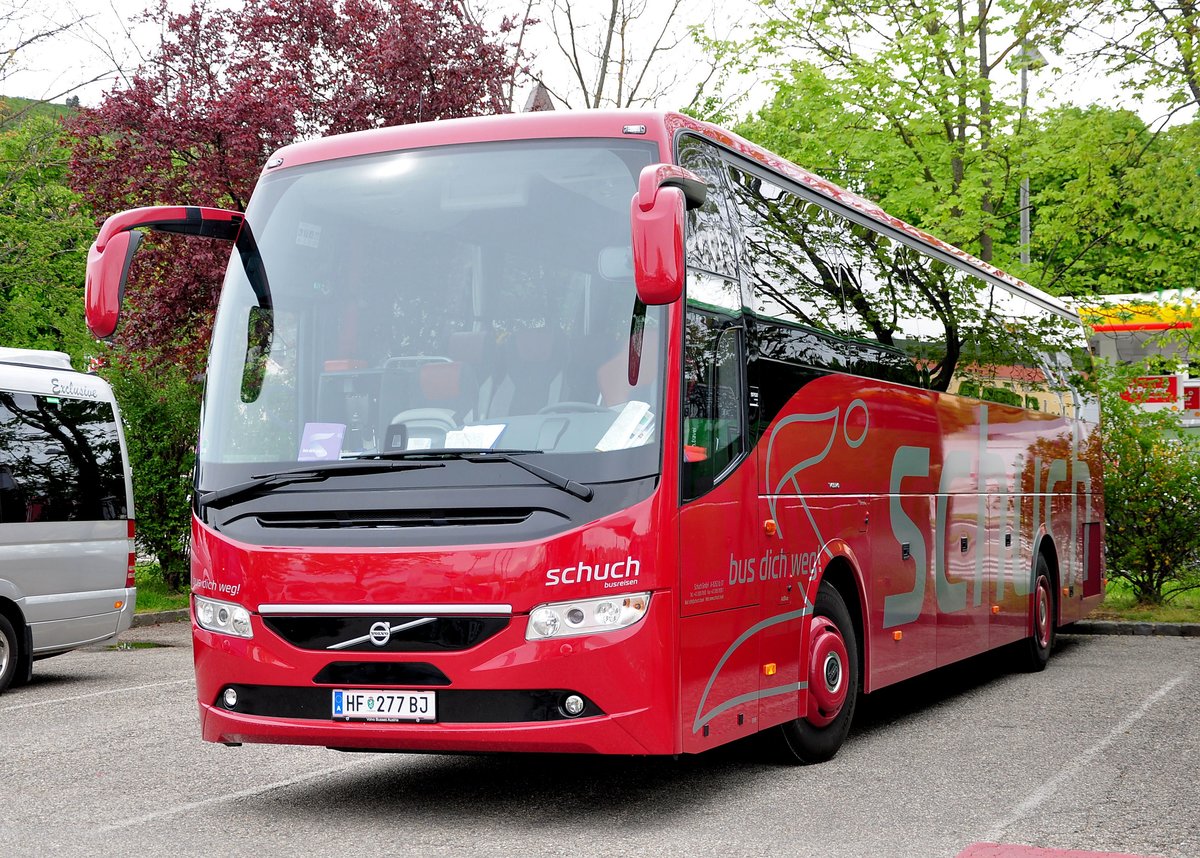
xmin=68 ymin=0 xmax=521 ymax=369
xmin=65 ymin=0 xmax=523 ymax=588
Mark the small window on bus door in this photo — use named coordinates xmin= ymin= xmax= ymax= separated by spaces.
xmin=683 ymin=309 xmax=746 ymax=500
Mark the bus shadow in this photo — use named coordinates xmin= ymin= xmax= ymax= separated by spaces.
xmin=852 ymin=636 xmax=1083 ymax=737
xmin=258 ymin=638 xmax=1086 ymax=828
xmin=270 ymin=740 xmax=777 ymax=828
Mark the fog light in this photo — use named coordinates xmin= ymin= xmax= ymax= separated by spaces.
xmin=566 ymin=608 xmax=585 ymax=625
xmin=223 ymin=688 xmax=238 ymax=709
xmin=563 ymin=694 xmax=585 ymax=716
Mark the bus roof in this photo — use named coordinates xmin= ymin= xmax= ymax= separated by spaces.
xmin=262 ymin=109 xmax=1075 ymax=321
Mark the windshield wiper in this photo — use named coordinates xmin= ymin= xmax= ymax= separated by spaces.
xmin=351 ymin=449 xmax=594 ymax=502
xmin=198 ymin=459 xmax=443 ymax=509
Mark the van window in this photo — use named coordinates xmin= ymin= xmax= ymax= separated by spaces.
xmin=0 ymin=393 xmax=128 ymax=522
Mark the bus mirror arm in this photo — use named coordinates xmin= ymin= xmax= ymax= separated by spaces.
xmin=630 ymin=164 xmax=705 ymax=307
xmin=85 ymin=205 xmax=248 ymax=340
xmin=637 ymin=164 xmax=707 ymax=212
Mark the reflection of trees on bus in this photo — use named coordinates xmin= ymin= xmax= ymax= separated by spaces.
xmin=715 ymin=159 xmax=1088 ymax=411
xmin=0 ymin=393 xmax=125 ymax=522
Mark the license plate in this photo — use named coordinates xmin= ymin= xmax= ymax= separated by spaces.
xmin=332 ymin=689 xmax=436 ymax=722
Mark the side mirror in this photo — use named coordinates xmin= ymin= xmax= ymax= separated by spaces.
xmin=85 ymin=205 xmax=245 ymax=340
xmin=630 ymin=164 xmax=707 ymax=306
xmin=85 ymin=230 xmax=142 ymax=340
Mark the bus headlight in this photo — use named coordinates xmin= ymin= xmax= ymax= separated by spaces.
xmin=525 ymin=593 xmax=650 ymax=640
xmin=195 ymin=595 xmax=254 ymax=639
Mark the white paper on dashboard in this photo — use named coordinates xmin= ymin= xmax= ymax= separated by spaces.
xmin=444 ymin=424 xmax=505 ymax=449
xmin=595 ymin=401 xmax=653 ymax=451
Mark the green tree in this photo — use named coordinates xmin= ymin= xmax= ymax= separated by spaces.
xmin=729 ymin=62 xmax=1200 ymax=299
xmin=732 ymin=0 xmax=1074 ymax=264
xmin=1016 ymin=108 xmax=1200 ymax=296
xmin=0 ymin=113 xmax=95 ymax=363
xmin=1099 ymin=361 xmax=1200 ymax=604
xmin=105 ymin=361 xmax=202 ymax=592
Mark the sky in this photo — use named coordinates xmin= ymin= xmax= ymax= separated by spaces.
xmin=2 ymin=0 xmax=1193 ymax=128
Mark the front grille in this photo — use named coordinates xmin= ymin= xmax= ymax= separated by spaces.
xmin=263 ymin=615 xmax=510 ymax=653
xmin=255 ymin=508 xmax=535 ymax=529
xmin=313 ymin=662 xmax=450 ymax=686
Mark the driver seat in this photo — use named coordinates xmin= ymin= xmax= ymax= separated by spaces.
xmin=481 ymin=328 xmax=566 ymax=419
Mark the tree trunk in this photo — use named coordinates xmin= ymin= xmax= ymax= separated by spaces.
xmin=977 ymin=0 xmax=993 ymax=263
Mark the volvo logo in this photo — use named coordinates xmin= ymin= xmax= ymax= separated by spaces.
xmin=326 ymin=616 xmax=437 ymax=650
xmin=368 ymin=621 xmax=392 ymax=647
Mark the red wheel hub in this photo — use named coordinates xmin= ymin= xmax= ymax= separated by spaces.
xmin=1034 ymin=576 xmax=1052 ymax=649
xmin=806 ymin=614 xmax=849 ymax=728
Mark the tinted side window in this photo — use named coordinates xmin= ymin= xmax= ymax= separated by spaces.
xmin=726 ymin=165 xmax=845 ymax=342
xmin=838 ymin=226 xmax=990 ymax=392
xmin=677 ymin=135 xmax=740 ymax=280
xmin=0 ymin=393 xmax=127 ymax=523
xmin=977 ymin=285 xmax=1090 ymax=417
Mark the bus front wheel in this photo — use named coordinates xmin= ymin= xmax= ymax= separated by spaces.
xmin=767 ymin=580 xmax=860 ymax=765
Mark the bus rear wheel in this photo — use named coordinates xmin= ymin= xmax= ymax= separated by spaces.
xmin=766 ymin=580 xmax=860 ymax=765
xmin=1019 ymin=555 xmax=1056 ymax=672
xmin=0 ymin=614 xmax=18 ymax=694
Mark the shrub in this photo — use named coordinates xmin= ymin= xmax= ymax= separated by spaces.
xmin=106 ymin=360 xmax=201 ymax=592
xmin=1100 ymin=362 xmax=1200 ymax=605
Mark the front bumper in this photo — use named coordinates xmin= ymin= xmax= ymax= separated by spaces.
xmin=192 ymin=592 xmax=676 ymax=755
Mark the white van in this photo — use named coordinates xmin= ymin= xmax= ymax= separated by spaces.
xmin=0 ymin=347 xmax=136 ymax=693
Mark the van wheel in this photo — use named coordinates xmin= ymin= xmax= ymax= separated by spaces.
xmin=763 ymin=581 xmax=860 ymax=764
xmin=1019 ymin=555 xmax=1056 ymax=672
xmin=0 ymin=614 xmax=18 ymax=694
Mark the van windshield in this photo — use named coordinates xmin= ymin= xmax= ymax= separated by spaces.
xmin=198 ymin=138 xmax=663 ymax=493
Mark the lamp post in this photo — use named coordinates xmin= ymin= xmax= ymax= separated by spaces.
xmin=1018 ymin=41 xmax=1047 ymax=266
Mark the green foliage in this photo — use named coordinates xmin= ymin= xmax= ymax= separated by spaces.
xmin=0 ymin=96 xmax=74 ymax=130
xmin=0 ymin=112 xmax=95 ymax=363
xmin=105 ymin=362 xmax=202 ymax=592
xmin=1099 ymin=361 xmax=1200 ymax=605
xmin=720 ymin=5 xmax=1200 ymax=302
xmin=1094 ymin=577 xmax=1200 ymax=623
xmin=1018 ymin=108 xmax=1200 ymax=296
xmin=134 ymin=564 xmax=191 ymax=613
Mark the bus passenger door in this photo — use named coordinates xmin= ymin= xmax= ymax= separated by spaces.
xmin=678 ymin=309 xmax=763 ymax=753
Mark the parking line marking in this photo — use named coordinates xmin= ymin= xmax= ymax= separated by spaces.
xmin=98 ymin=760 xmax=371 ymax=832
xmin=985 ymin=673 xmax=1188 ymax=842
xmin=0 ymin=679 xmax=192 ymax=713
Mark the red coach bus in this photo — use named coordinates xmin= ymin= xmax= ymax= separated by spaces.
xmin=84 ymin=111 xmax=1103 ymax=762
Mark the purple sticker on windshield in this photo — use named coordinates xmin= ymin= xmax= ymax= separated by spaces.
xmin=298 ymin=423 xmax=345 ymax=461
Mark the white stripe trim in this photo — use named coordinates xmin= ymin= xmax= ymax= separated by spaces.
xmin=256 ymin=603 xmax=512 ymax=615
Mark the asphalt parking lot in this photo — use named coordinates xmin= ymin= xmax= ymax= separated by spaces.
xmin=2 ymin=623 xmax=1196 ymax=858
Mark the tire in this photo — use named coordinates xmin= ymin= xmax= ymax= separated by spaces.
xmin=1019 ymin=554 xmax=1056 ymax=672
xmin=765 ymin=580 xmax=860 ymax=764
xmin=0 ymin=614 xmax=18 ymax=695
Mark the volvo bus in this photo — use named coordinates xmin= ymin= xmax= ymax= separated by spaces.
xmin=83 ymin=111 xmax=1103 ymax=762
xmin=0 ymin=347 xmax=136 ymax=693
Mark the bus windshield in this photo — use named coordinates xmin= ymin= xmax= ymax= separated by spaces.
xmin=197 ymin=138 xmax=664 ymax=494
